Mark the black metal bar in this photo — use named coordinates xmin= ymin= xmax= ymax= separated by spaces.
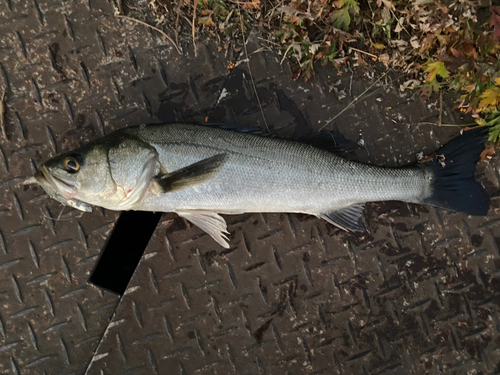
xmin=89 ymin=211 xmax=163 ymax=294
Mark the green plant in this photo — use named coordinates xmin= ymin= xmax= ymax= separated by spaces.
xmin=331 ymin=0 xmax=360 ymax=31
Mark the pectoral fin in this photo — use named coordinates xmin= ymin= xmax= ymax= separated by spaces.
xmin=320 ymin=203 xmax=365 ymax=232
xmin=156 ymin=154 xmax=228 ymax=193
xmin=177 ymin=210 xmax=230 ymax=248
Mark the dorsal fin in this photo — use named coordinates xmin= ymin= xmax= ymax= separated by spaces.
xmin=202 ymin=123 xmax=357 ymax=158
xmin=203 ymin=122 xmax=272 ymax=136
xmin=295 ymin=131 xmax=357 ymax=159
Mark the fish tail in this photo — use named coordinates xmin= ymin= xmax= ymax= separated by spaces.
xmin=422 ymin=127 xmax=490 ymax=215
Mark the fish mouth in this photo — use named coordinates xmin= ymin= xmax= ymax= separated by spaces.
xmin=35 ymin=165 xmax=78 ymax=199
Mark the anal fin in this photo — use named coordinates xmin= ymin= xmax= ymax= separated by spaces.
xmin=320 ymin=203 xmax=365 ymax=232
xmin=177 ymin=210 xmax=230 ymax=248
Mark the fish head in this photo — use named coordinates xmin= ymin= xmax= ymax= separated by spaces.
xmin=31 ymin=142 xmax=116 ymax=211
xmin=28 ymin=133 xmax=160 ymax=211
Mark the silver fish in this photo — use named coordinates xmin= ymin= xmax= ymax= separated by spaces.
xmin=26 ymin=124 xmax=490 ymax=248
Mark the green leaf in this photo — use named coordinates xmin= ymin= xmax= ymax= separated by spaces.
xmin=344 ymin=0 xmax=360 ymax=13
xmin=424 ymin=61 xmax=449 ymax=82
xmin=335 ymin=0 xmax=359 ymax=13
xmin=478 ymin=87 xmax=500 ymax=112
xmin=489 ymin=124 xmax=500 ymax=142
xmin=332 ymin=8 xmax=351 ymax=30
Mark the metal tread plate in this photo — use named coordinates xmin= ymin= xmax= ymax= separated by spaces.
xmin=2 ymin=1 xmax=500 ymax=374
xmin=83 ymin=32 xmax=500 ymax=375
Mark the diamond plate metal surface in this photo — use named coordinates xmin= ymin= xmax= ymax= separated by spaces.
xmin=3 ymin=0 xmax=500 ymax=374
xmin=0 ymin=0 xmax=230 ymax=373
xmin=83 ymin=32 xmax=500 ymax=375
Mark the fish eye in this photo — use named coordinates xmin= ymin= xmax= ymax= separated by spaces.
xmin=63 ymin=157 xmax=80 ymax=173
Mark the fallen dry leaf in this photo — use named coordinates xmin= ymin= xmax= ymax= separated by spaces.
xmin=451 ymin=48 xmax=464 ymax=59
xmin=417 ymin=154 xmax=435 ymax=163
xmin=198 ymin=15 xmax=215 ymax=27
xmin=241 ymin=0 xmax=260 ymax=10
xmin=480 ymin=146 xmax=495 ymax=162
xmin=462 ymin=42 xmax=478 ymax=59
xmin=378 ymin=53 xmax=390 ymax=67
xmin=491 ymin=6 xmax=500 ymax=40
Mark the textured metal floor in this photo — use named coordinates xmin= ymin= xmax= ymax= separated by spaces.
xmin=1 ymin=1 xmax=500 ymax=374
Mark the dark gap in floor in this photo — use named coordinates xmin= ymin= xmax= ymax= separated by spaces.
xmin=89 ymin=211 xmax=163 ymax=295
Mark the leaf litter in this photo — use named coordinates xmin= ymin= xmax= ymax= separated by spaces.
xmin=122 ymin=0 xmax=500 ymax=141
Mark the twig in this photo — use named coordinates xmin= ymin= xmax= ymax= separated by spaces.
xmin=0 ymin=87 xmax=6 ymax=140
xmin=438 ymin=91 xmax=443 ymax=127
xmin=115 ymin=14 xmax=182 ymax=55
xmin=391 ymin=8 xmax=410 ymax=36
xmin=416 ymin=122 xmax=475 ymax=127
xmin=249 ymin=46 xmax=272 ymax=56
xmin=265 ymin=0 xmax=283 ymax=27
xmin=319 ymin=72 xmax=392 ymax=131
xmin=123 ymin=0 xmax=140 ymax=12
xmin=350 ymin=47 xmax=377 ymax=59
xmin=320 ymin=50 xmax=415 ymax=132
xmin=237 ymin=4 xmax=269 ymax=132
xmin=280 ymin=43 xmax=294 ymax=65
xmin=348 ymin=69 xmax=353 ymax=96
xmin=174 ymin=0 xmax=183 ymax=49
xmin=257 ymin=36 xmax=280 ymax=47
xmin=192 ymin=0 xmax=198 ymax=56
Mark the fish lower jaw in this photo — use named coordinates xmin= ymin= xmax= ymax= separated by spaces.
xmin=40 ymin=167 xmax=78 ymax=199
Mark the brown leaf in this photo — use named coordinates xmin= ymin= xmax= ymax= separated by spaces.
xmin=241 ymin=0 xmax=260 ymax=10
xmin=419 ymin=85 xmax=433 ymax=100
xmin=451 ymin=48 xmax=464 ymax=59
xmin=437 ymin=4 xmax=448 ymax=14
xmin=491 ymin=6 xmax=500 ymax=40
xmin=418 ymin=154 xmax=435 ymax=163
xmin=378 ymin=53 xmax=390 ymax=67
xmin=462 ymin=42 xmax=478 ymax=59
xmin=198 ymin=15 xmax=215 ymax=27
xmin=480 ymin=146 xmax=495 ymax=162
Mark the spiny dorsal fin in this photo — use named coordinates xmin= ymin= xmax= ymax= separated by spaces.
xmin=203 ymin=123 xmax=357 ymax=158
xmin=203 ymin=123 xmax=269 ymax=136
xmin=177 ymin=210 xmax=230 ymax=248
xmin=320 ymin=203 xmax=365 ymax=232
xmin=156 ymin=153 xmax=228 ymax=193
xmin=296 ymin=131 xmax=357 ymax=159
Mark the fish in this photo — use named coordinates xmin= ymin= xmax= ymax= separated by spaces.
xmin=25 ymin=123 xmax=490 ymax=248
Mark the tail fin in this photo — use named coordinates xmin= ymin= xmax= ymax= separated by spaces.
xmin=423 ymin=127 xmax=490 ymax=215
